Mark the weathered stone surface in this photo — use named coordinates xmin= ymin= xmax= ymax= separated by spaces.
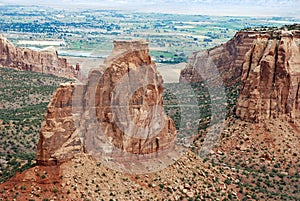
xmin=36 ymin=82 xmax=83 ymax=165
xmin=0 ymin=34 xmax=79 ymax=78
xmin=180 ymin=29 xmax=300 ymax=122
xmin=36 ymin=40 xmax=177 ymax=165
xmin=180 ymin=31 xmax=259 ymax=86
xmin=236 ymin=30 xmax=300 ymax=122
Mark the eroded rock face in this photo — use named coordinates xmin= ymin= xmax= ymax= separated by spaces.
xmin=180 ymin=31 xmax=259 ymax=86
xmin=180 ymin=29 xmax=300 ymax=122
xmin=36 ymin=83 xmax=82 ymax=165
xmin=36 ymin=40 xmax=177 ymax=165
xmin=0 ymin=34 xmax=78 ymax=78
xmin=91 ymin=40 xmax=176 ymax=155
xmin=236 ymin=30 xmax=300 ymax=122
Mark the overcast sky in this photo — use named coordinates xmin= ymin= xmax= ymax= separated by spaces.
xmin=1 ymin=0 xmax=299 ymax=17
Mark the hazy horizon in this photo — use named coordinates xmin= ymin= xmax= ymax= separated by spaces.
xmin=0 ymin=0 xmax=299 ymax=17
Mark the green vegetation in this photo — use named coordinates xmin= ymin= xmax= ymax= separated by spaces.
xmin=242 ymin=23 xmax=300 ymax=32
xmin=1 ymin=6 xmax=295 ymax=64
xmin=150 ymin=50 xmax=187 ymax=63
xmin=0 ymin=67 xmax=71 ymax=183
xmin=162 ymin=81 xmax=240 ymax=145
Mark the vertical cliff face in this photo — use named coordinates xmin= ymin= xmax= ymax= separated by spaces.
xmin=36 ymin=83 xmax=82 ymax=165
xmin=180 ymin=31 xmax=258 ymax=85
xmin=36 ymin=40 xmax=176 ymax=165
xmin=180 ymin=28 xmax=300 ymax=122
xmin=0 ymin=34 xmax=78 ymax=78
xmin=236 ymin=30 xmax=300 ymax=122
xmin=91 ymin=40 xmax=176 ymax=155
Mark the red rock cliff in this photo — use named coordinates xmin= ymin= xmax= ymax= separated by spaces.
xmin=236 ymin=30 xmax=300 ymax=122
xmin=180 ymin=31 xmax=258 ymax=85
xmin=0 ymin=34 xmax=78 ymax=78
xmin=36 ymin=82 xmax=82 ymax=165
xmin=180 ymin=29 xmax=300 ymax=122
xmin=36 ymin=40 xmax=177 ymax=165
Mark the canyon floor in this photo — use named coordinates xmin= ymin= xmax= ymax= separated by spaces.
xmin=0 ymin=118 xmax=299 ymax=200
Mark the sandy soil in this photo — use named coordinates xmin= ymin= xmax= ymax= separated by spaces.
xmin=157 ymin=62 xmax=186 ymax=83
xmin=17 ymin=40 xmax=66 ymax=46
xmin=66 ymin=56 xmax=186 ymax=83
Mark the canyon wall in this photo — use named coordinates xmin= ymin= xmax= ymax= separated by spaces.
xmin=0 ymin=34 xmax=78 ymax=78
xmin=236 ymin=30 xmax=300 ymax=122
xmin=180 ymin=31 xmax=258 ymax=85
xmin=180 ymin=29 xmax=300 ymax=122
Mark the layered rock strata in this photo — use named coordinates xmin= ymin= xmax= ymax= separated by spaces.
xmin=236 ymin=30 xmax=300 ymax=122
xmin=0 ymin=34 xmax=78 ymax=78
xmin=36 ymin=83 xmax=82 ymax=165
xmin=180 ymin=31 xmax=258 ymax=85
xmin=180 ymin=29 xmax=300 ymax=122
xmin=36 ymin=40 xmax=177 ymax=165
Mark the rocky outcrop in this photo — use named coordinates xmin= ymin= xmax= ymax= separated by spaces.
xmin=180 ymin=28 xmax=300 ymax=122
xmin=36 ymin=40 xmax=177 ymax=165
xmin=180 ymin=31 xmax=258 ymax=86
xmin=236 ymin=30 xmax=300 ymax=122
xmin=0 ymin=34 xmax=79 ymax=78
xmin=36 ymin=82 xmax=82 ymax=165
